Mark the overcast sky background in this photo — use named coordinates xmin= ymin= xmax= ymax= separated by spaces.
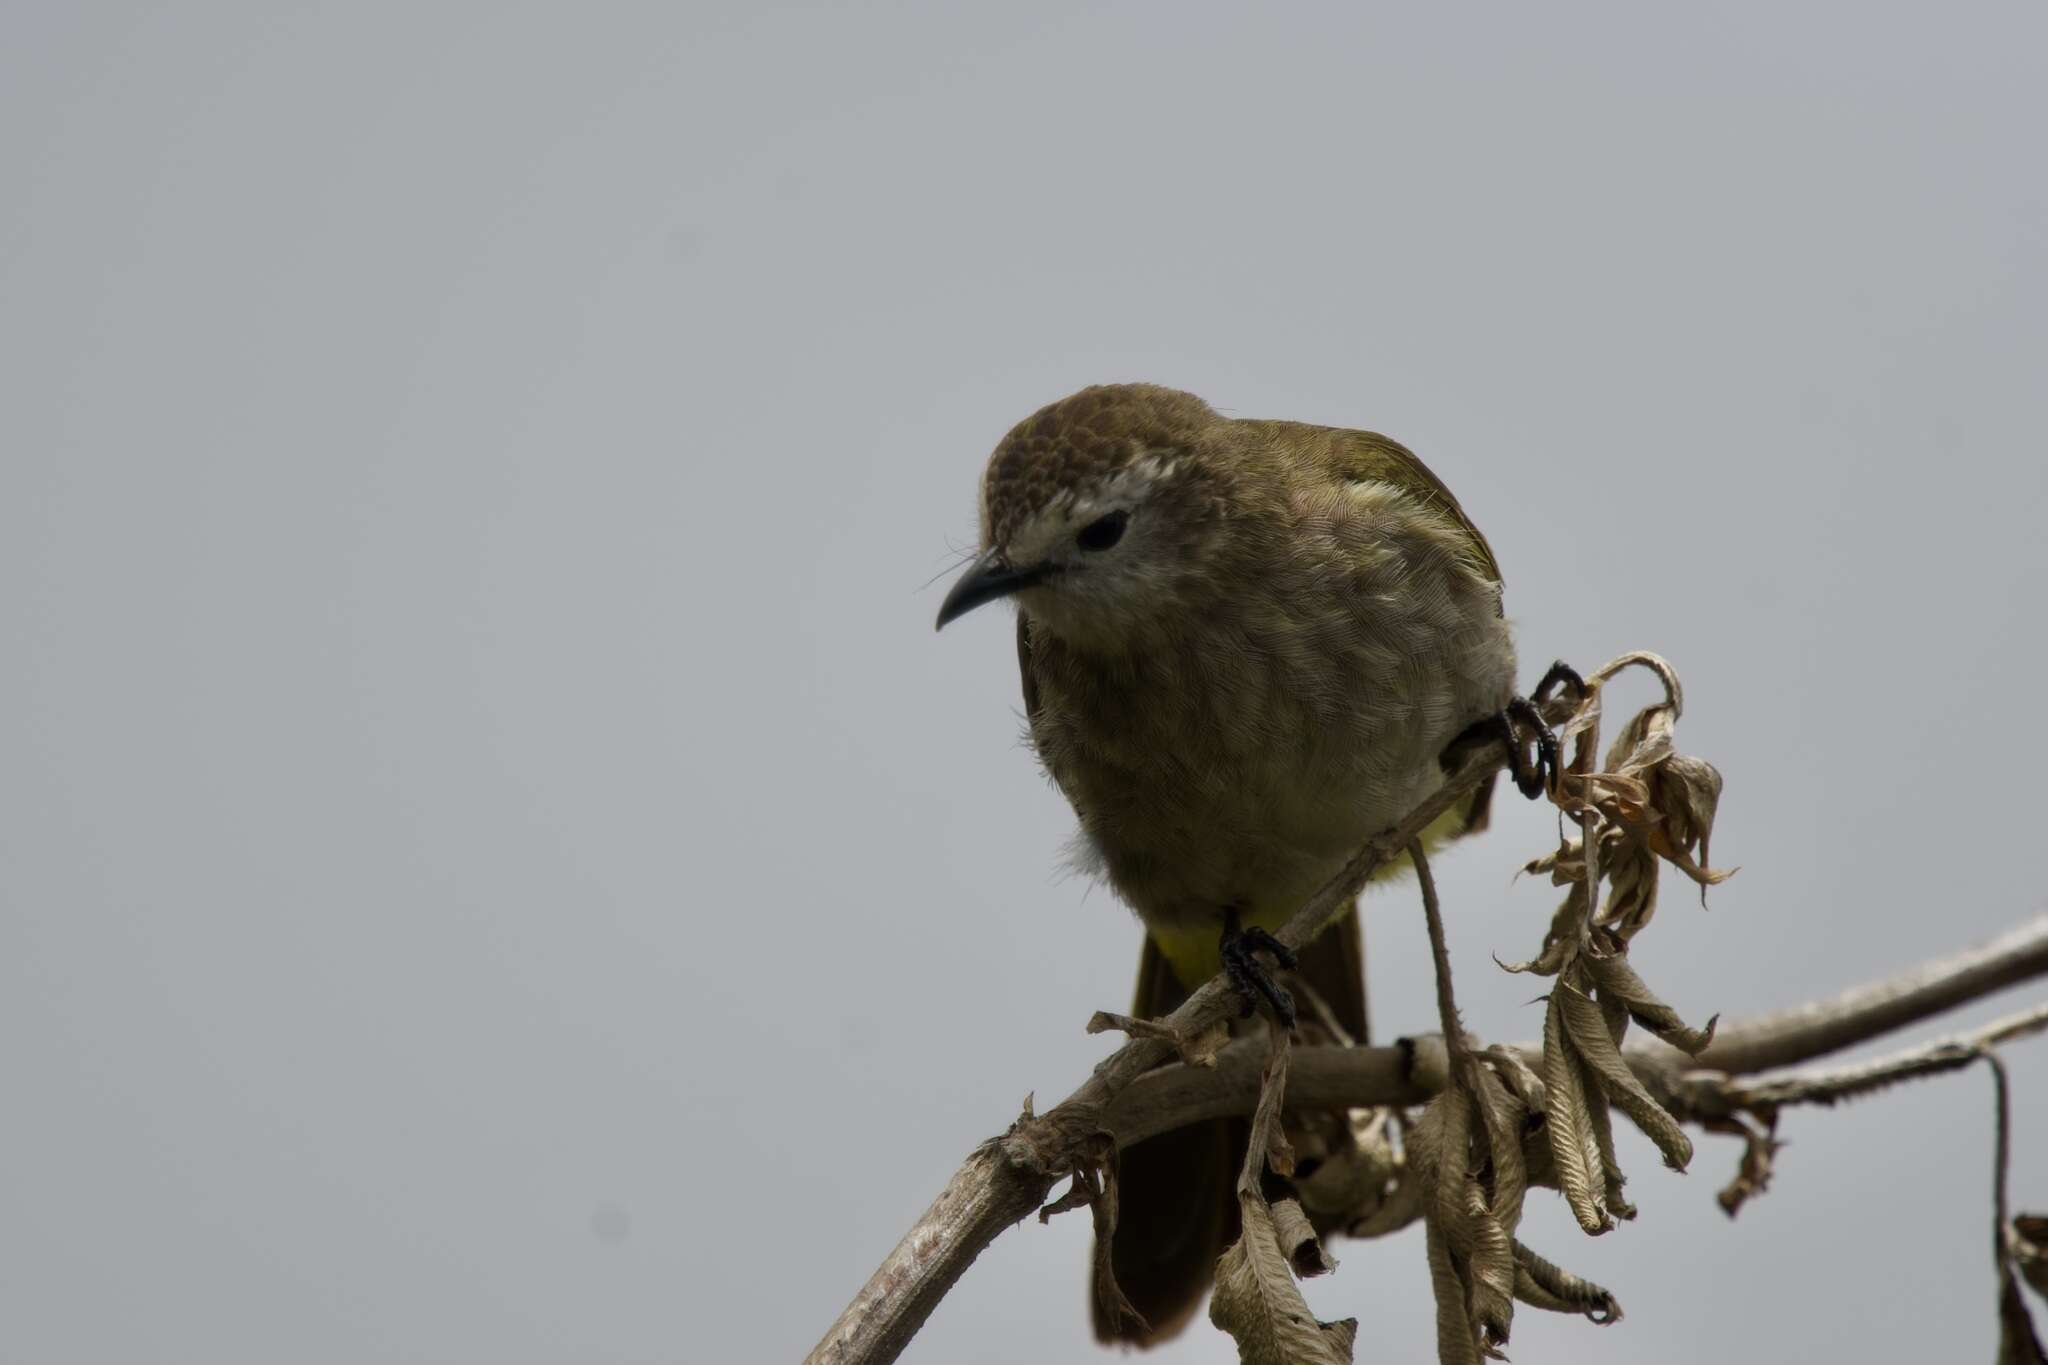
xmin=5 ymin=4 xmax=2046 ymax=1362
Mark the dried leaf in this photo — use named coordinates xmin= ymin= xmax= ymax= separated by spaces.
xmin=1425 ymin=1218 xmax=1483 ymax=1365
xmin=1432 ymin=1086 xmax=1478 ymax=1256
xmin=1707 ymin=1115 xmax=1784 ymax=1219
xmin=1244 ymin=1032 xmax=1297 ymax=1183
xmin=1209 ymin=1193 xmax=1358 ymax=1365
xmin=1348 ymin=1162 xmax=1427 ymax=1240
xmin=1558 ymin=981 xmax=1693 ymax=1170
xmin=2016 ymin=1214 xmax=2048 ymax=1300
xmin=1033 ymin=1133 xmax=1146 ymax=1338
xmin=1538 ymin=651 xmax=1736 ymax=945
xmin=1542 ymin=990 xmax=1612 ymax=1234
xmin=1410 ymin=1071 xmax=1534 ymax=1360
xmin=1299 ymin=1105 xmax=1405 ymax=1230
xmin=1581 ymin=949 xmax=1719 ymax=1055
xmin=1497 ymin=884 xmax=1587 ymax=978
xmin=1036 ymin=1170 xmax=1095 ymax=1222
xmin=1580 ymin=1067 xmax=1637 ymax=1221
xmin=1474 ymin=1066 xmax=1530 ymax=1233
xmin=1596 ymin=837 xmax=1660 ymax=938
xmin=1209 ymin=1028 xmax=1356 ymax=1362
xmin=2001 ymin=1271 xmax=2048 ymax=1365
xmin=1512 ymin=1241 xmax=1623 ymax=1324
xmin=1649 ymin=751 xmax=1730 ymax=897
xmin=1480 ymin=1045 xmax=1549 ymax=1115
xmin=1460 ymin=1179 xmax=1519 ymax=1354
xmin=1085 ymin=1010 xmax=1229 ymax=1068
xmin=1270 ymin=1197 xmax=1337 ymax=1278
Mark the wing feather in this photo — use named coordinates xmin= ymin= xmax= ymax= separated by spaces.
xmin=1248 ymin=420 xmax=1504 ymax=589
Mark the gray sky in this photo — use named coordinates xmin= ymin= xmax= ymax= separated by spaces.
xmin=4 ymin=3 xmax=2045 ymax=1362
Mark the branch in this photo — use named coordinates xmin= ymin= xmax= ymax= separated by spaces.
xmin=804 ymin=737 xmax=1522 ymax=1365
xmin=806 ymin=909 xmax=2048 ymax=1365
xmin=1683 ymin=998 xmax=2048 ymax=1116
xmin=1688 ymin=915 xmax=2048 ymax=1075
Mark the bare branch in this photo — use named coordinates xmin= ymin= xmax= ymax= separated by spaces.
xmin=805 ymin=736 xmax=1526 ymax=1365
xmin=1692 ymin=916 xmax=2048 ymax=1075
xmin=1687 ymin=1000 xmax=2048 ymax=1114
xmin=805 ymin=841 xmax=2048 ymax=1365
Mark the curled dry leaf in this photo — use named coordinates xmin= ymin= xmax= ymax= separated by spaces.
xmin=1550 ymin=651 xmax=1735 ymax=942
xmin=1705 ymin=1114 xmax=1785 ymax=1219
xmin=1033 ymin=1131 xmax=1145 ymax=1338
xmin=1556 ymin=980 xmax=1693 ymax=1171
xmin=1209 ymin=1194 xmax=1358 ymax=1365
xmin=1512 ymin=1241 xmax=1622 ymax=1324
xmin=1505 ymin=650 xmax=1725 ymax=1254
xmin=1581 ymin=949 xmax=1719 ymax=1055
xmin=1581 ymin=1067 xmax=1636 ymax=1222
xmin=1298 ymin=1106 xmax=1407 ymax=1233
xmin=1348 ymin=1161 xmax=1427 ymax=1240
xmin=1542 ymin=986 xmax=1613 ymax=1235
xmin=1209 ymin=1030 xmax=1355 ymax=1364
xmin=1480 ymin=1044 xmax=1548 ymax=1115
xmin=1084 ymin=1010 xmax=1229 ymax=1068
xmin=1408 ymin=1057 xmax=1621 ymax=1362
xmin=1496 ymin=882 xmax=1584 ymax=978
xmin=1271 ymin=1197 xmax=1337 ymax=1279
xmin=2000 ymin=1274 xmax=2048 ymax=1365
xmin=2016 ymin=1215 xmax=2048 ymax=1300
xmin=1403 ymin=1064 xmax=1553 ymax=1360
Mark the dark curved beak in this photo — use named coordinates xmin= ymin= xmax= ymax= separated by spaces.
xmin=935 ymin=548 xmax=1050 ymax=630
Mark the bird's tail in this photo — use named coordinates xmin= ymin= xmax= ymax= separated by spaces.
xmin=1091 ymin=908 xmax=1368 ymax=1347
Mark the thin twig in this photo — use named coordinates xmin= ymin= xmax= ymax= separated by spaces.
xmin=1411 ymin=840 xmax=1464 ymax=1060
xmin=1992 ymin=1052 xmax=2014 ymax=1267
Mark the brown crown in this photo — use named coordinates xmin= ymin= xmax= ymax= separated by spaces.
xmin=981 ymin=384 xmax=1221 ymax=546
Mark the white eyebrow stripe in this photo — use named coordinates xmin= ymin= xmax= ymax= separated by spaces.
xmin=1076 ymin=454 xmax=1180 ymax=514
xmin=1007 ymin=452 xmax=1184 ymax=560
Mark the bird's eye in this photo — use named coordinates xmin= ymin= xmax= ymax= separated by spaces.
xmin=1076 ymin=510 xmax=1128 ymax=552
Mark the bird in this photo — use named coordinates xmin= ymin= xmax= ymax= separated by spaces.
xmin=935 ymin=383 xmax=1548 ymax=1346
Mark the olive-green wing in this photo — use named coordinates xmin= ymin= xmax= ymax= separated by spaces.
xmin=1252 ymin=420 xmax=1504 ymax=589
xmin=1247 ymin=420 xmax=1507 ymax=835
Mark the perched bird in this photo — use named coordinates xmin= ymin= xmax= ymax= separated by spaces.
xmin=936 ymin=383 xmax=1541 ymax=1345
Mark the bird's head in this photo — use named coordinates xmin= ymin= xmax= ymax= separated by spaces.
xmin=935 ymin=384 xmax=1245 ymax=649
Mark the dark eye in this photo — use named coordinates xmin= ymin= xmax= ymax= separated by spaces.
xmin=1076 ymin=510 xmax=1128 ymax=552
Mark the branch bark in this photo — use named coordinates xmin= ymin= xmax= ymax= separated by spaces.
xmin=803 ymin=777 xmax=2048 ymax=1365
xmin=1686 ymin=916 xmax=2048 ymax=1075
xmin=805 ymin=738 xmax=1521 ymax=1365
xmin=1103 ymin=919 xmax=2048 ymax=1146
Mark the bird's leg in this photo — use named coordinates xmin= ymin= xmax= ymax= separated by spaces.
xmin=1219 ymin=907 xmax=1298 ymax=1028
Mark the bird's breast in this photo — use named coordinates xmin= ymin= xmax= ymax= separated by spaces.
xmin=1026 ymin=592 xmax=1512 ymax=935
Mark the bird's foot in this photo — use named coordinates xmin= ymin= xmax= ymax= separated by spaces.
xmin=1220 ymin=909 xmax=1298 ymax=1028
xmin=1498 ymin=698 xmax=1558 ymax=798
xmin=1446 ymin=661 xmax=1587 ymax=799
xmin=1531 ymin=660 xmax=1587 ymax=709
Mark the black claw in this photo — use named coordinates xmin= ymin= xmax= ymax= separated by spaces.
xmin=1236 ymin=925 xmax=1298 ymax=970
xmin=1448 ymin=662 xmax=1581 ymax=799
xmin=1450 ymin=706 xmax=1546 ymax=798
xmin=1220 ymin=911 xmax=1297 ymax=1028
xmin=1533 ymin=660 xmax=1587 ymax=708
xmin=1503 ymin=697 xmax=1560 ymax=799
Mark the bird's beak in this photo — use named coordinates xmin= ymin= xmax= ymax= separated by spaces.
xmin=935 ymin=548 xmax=1050 ymax=630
